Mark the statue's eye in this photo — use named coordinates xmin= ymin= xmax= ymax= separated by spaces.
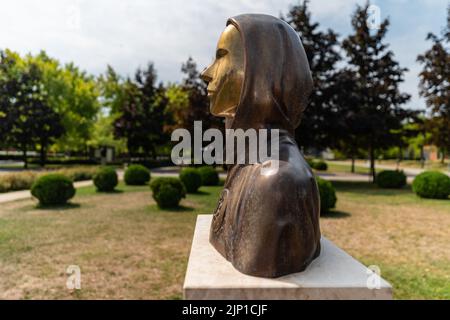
xmin=216 ymin=48 xmax=228 ymax=59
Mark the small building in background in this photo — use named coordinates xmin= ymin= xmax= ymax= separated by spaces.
xmin=423 ymin=145 xmax=439 ymax=161
xmin=91 ymin=146 xmax=115 ymax=164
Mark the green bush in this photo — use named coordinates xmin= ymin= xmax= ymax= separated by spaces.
xmin=316 ymin=177 xmax=337 ymax=213
xmin=376 ymin=170 xmax=407 ymax=189
xmin=93 ymin=167 xmax=118 ymax=192
xmin=124 ymin=164 xmax=151 ymax=185
xmin=150 ymin=177 xmax=186 ymax=197
xmin=150 ymin=177 xmax=186 ymax=208
xmin=198 ymin=166 xmax=219 ymax=186
xmin=179 ymin=168 xmax=202 ymax=193
xmin=412 ymin=171 xmax=450 ymax=199
xmin=31 ymin=174 xmax=76 ymax=206
xmin=312 ymin=160 xmax=328 ymax=171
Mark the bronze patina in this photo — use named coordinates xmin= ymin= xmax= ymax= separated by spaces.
xmin=201 ymin=14 xmax=321 ymax=278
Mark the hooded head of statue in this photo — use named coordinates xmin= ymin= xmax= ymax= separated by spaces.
xmin=201 ymin=13 xmax=313 ymax=134
xmin=202 ymin=14 xmax=321 ymax=278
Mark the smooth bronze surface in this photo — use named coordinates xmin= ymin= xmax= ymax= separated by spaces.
xmin=202 ymin=14 xmax=320 ymax=278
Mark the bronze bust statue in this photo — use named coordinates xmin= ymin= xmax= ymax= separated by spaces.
xmin=201 ymin=14 xmax=321 ymax=278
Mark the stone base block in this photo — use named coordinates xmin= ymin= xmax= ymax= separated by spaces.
xmin=183 ymin=215 xmax=392 ymax=300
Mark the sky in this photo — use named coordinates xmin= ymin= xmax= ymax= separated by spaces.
xmin=0 ymin=0 xmax=448 ymax=110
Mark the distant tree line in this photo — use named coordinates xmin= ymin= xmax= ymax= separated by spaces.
xmin=0 ymin=50 xmax=99 ymax=168
xmin=284 ymin=1 xmax=449 ymax=179
xmin=0 ymin=1 xmax=448 ymax=181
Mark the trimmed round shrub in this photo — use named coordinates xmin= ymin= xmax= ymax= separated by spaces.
xmin=31 ymin=174 xmax=76 ymax=206
xmin=312 ymin=160 xmax=328 ymax=171
xmin=150 ymin=177 xmax=186 ymax=208
xmin=124 ymin=164 xmax=151 ymax=185
xmin=154 ymin=184 xmax=182 ymax=208
xmin=150 ymin=177 xmax=186 ymax=197
xmin=198 ymin=166 xmax=219 ymax=186
xmin=316 ymin=177 xmax=337 ymax=213
xmin=376 ymin=170 xmax=407 ymax=189
xmin=412 ymin=171 xmax=450 ymax=199
xmin=93 ymin=167 xmax=118 ymax=192
xmin=179 ymin=168 xmax=202 ymax=193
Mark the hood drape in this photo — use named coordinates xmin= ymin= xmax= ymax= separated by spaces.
xmin=226 ymin=14 xmax=313 ymax=134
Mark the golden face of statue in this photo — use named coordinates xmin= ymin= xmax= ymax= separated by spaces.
xmin=201 ymin=24 xmax=244 ymax=117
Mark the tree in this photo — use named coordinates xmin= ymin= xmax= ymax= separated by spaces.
xmin=417 ymin=7 xmax=450 ymax=163
xmin=0 ymin=50 xmax=19 ymax=149
xmin=283 ymin=1 xmax=342 ymax=150
xmin=56 ymin=63 xmax=100 ymax=154
xmin=342 ymin=2 xmax=410 ymax=181
xmin=0 ymin=50 xmax=64 ymax=168
xmin=165 ymin=83 xmax=190 ymax=132
xmin=98 ymin=65 xmax=127 ymax=115
xmin=34 ymin=103 xmax=65 ymax=167
xmin=25 ymin=52 xmax=99 ymax=155
xmin=181 ymin=57 xmax=222 ymax=132
xmin=389 ymin=111 xmax=427 ymax=164
xmin=87 ymin=113 xmax=126 ymax=154
xmin=113 ymin=63 xmax=169 ymax=157
xmin=332 ymin=69 xmax=367 ymax=173
xmin=93 ymin=65 xmax=128 ymax=155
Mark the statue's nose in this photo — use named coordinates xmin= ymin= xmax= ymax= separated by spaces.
xmin=200 ymin=66 xmax=213 ymax=83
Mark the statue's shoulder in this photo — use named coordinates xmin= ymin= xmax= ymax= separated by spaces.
xmin=240 ymin=159 xmax=318 ymax=214
xmin=251 ymin=159 xmax=316 ymax=194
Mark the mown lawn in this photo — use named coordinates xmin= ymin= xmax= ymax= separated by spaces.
xmin=0 ymin=181 xmax=222 ymax=299
xmin=325 ymin=162 xmax=371 ymax=174
xmin=0 ymin=180 xmax=448 ymax=299
xmin=325 ymin=159 xmax=449 ymax=173
xmin=320 ymin=181 xmax=449 ymax=299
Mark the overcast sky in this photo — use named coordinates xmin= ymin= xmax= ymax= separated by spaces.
xmin=0 ymin=0 xmax=447 ymax=110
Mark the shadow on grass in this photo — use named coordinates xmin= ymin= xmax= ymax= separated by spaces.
xmin=96 ymin=189 xmax=124 ymax=194
xmin=321 ymin=210 xmax=351 ymax=219
xmin=149 ymin=204 xmax=194 ymax=212
xmin=35 ymin=202 xmax=81 ymax=211
xmin=194 ymin=190 xmax=211 ymax=196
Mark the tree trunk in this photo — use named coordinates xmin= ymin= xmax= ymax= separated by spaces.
xmin=369 ymin=143 xmax=376 ymax=183
xmin=398 ymin=146 xmax=403 ymax=162
xmin=420 ymin=144 xmax=425 ymax=169
xmin=39 ymin=143 xmax=46 ymax=168
xmin=441 ymin=148 xmax=446 ymax=164
xmin=22 ymin=144 xmax=28 ymax=169
xmin=351 ymin=154 xmax=355 ymax=173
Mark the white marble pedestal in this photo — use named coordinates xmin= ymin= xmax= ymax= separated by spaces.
xmin=183 ymin=215 xmax=392 ymax=300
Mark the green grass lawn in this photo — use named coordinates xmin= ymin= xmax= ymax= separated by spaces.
xmin=321 ymin=181 xmax=449 ymax=299
xmin=375 ymin=159 xmax=449 ymax=171
xmin=0 ymin=179 xmax=448 ymax=299
xmin=325 ymin=159 xmax=449 ymax=174
xmin=325 ymin=162 xmax=371 ymax=174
